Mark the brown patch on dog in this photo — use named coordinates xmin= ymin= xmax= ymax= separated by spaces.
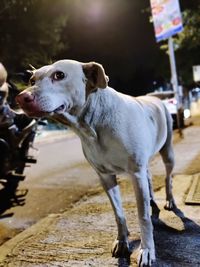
xmin=82 ymin=62 xmax=109 ymax=97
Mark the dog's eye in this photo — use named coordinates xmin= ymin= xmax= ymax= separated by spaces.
xmin=52 ymin=71 xmax=65 ymax=81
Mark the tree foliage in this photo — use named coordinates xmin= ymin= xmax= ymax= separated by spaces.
xmin=175 ymin=2 xmax=200 ymax=85
xmin=0 ymin=0 xmax=68 ymax=71
xmin=148 ymin=1 xmax=200 ymax=86
xmin=177 ymin=9 xmax=200 ymax=50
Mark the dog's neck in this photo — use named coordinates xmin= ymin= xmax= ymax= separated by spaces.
xmin=78 ymin=90 xmax=99 ymax=122
xmin=52 ymin=89 xmax=103 ymax=141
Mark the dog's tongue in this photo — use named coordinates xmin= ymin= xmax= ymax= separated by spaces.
xmin=16 ymin=102 xmax=45 ymax=118
xmin=16 ymin=94 xmax=48 ymax=118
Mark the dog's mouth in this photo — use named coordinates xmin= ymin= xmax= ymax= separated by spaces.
xmin=53 ymin=104 xmax=66 ymax=114
xmin=21 ymin=104 xmax=67 ymax=118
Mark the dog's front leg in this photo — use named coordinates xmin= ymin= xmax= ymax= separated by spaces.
xmin=99 ymin=173 xmax=131 ymax=258
xmin=131 ymin=168 xmax=155 ymax=267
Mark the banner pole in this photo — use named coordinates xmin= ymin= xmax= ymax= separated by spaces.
xmin=168 ymin=37 xmax=183 ymax=137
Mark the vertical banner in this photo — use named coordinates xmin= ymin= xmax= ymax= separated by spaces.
xmin=193 ymin=66 xmax=200 ymax=82
xmin=150 ymin=0 xmax=183 ymax=42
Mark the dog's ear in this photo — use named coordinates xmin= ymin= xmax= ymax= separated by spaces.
xmin=27 ymin=64 xmax=36 ymax=77
xmin=29 ymin=64 xmax=36 ymax=71
xmin=82 ymin=62 xmax=109 ymax=94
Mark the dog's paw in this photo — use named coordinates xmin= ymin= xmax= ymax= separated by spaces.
xmin=138 ymin=248 xmax=155 ymax=267
xmin=111 ymin=239 xmax=131 ymax=258
xmin=164 ymin=199 xmax=176 ymax=211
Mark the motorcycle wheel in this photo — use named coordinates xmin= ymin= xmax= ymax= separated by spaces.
xmin=0 ymin=138 xmax=10 ymax=177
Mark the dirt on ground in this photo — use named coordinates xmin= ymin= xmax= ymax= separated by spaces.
xmin=0 ymin=114 xmax=200 ymax=266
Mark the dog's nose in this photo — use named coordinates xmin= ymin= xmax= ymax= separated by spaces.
xmin=16 ymin=92 xmax=35 ymax=105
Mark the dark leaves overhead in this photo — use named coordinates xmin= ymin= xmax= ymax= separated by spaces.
xmin=0 ymin=0 xmax=68 ymax=70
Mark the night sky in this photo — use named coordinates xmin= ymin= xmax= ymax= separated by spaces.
xmin=0 ymin=0 xmax=194 ymax=95
xmin=59 ymin=0 xmax=170 ymax=95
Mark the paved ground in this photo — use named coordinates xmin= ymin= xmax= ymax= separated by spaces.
xmin=0 ymin=129 xmax=98 ymax=246
xmin=0 ymin=146 xmax=200 ymax=266
xmin=0 ymin=111 xmax=200 ymax=266
xmin=0 ymin=173 xmax=199 ymax=267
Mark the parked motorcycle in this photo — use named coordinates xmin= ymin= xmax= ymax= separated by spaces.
xmin=0 ymin=116 xmax=38 ymax=182
xmin=0 ymin=62 xmax=39 ymax=182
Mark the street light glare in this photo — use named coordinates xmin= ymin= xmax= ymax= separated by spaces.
xmin=87 ymin=1 xmax=104 ymax=21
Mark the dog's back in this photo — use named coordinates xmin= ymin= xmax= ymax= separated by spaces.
xmin=84 ymin=89 xmax=170 ymax=157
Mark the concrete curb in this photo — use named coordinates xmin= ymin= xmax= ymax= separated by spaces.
xmin=0 ymin=174 xmax=200 ymax=266
xmin=0 ymin=214 xmax=60 ymax=265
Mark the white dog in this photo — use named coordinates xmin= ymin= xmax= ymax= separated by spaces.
xmin=16 ymin=60 xmax=175 ymax=266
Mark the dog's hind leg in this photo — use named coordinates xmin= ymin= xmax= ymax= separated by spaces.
xmin=160 ymin=148 xmax=176 ymax=210
xmin=98 ymin=173 xmax=131 ymax=258
xmin=159 ymin=111 xmax=176 ymax=210
xmin=147 ymin=169 xmax=160 ymax=219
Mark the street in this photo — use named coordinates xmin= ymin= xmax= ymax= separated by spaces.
xmin=0 ymin=131 xmax=98 ymax=245
xmin=1 ymin=2 xmax=200 ymax=265
xmin=0 ymin=114 xmax=200 ymax=252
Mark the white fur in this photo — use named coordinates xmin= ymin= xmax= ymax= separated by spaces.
xmin=17 ymin=60 xmax=176 ymax=266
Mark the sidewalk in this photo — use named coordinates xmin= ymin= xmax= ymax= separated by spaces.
xmin=35 ymin=129 xmax=75 ymax=144
xmin=0 ymin=125 xmax=200 ymax=266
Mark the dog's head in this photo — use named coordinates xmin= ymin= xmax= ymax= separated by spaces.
xmin=0 ymin=63 xmax=9 ymax=108
xmin=16 ymin=60 xmax=108 ymax=118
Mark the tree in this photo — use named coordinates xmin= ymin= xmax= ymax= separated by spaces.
xmin=147 ymin=0 xmax=200 ymax=87
xmin=175 ymin=1 xmax=200 ymax=86
xmin=0 ymin=0 xmax=68 ymax=72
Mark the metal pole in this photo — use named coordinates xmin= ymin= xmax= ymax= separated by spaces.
xmin=168 ymin=37 xmax=183 ymax=137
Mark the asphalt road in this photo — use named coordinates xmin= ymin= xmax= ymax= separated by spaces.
xmin=0 ymin=110 xmax=200 ymax=247
xmin=0 ymin=121 xmax=200 ymax=267
xmin=0 ymin=131 xmax=98 ymax=245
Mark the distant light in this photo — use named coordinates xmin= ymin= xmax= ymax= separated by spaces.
xmin=184 ymin=109 xmax=191 ymax=119
xmin=87 ymin=1 xmax=104 ymax=21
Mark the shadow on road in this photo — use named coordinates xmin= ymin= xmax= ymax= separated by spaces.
xmin=173 ymin=206 xmax=200 ymax=232
xmin=153 ymin=207 xmax=200 ymax=266
xmin=117 ymin=239 xmax=140 ymax=267
xmin=0 ymin=179 xmax=28 ymax=219
xmin=116 ymin=207 xmax=200 ymax=266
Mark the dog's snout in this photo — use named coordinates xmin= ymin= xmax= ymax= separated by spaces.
xmin=24 ymin=94 xmax=35 ymax=103
xmin=16 ymin=92 xmax=35 ymax=105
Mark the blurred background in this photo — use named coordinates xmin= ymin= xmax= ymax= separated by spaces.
xmin=0 ymin=2 xmax=200 ymax=260
xmin=0 ymin=0 xmax=199 ymax=96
